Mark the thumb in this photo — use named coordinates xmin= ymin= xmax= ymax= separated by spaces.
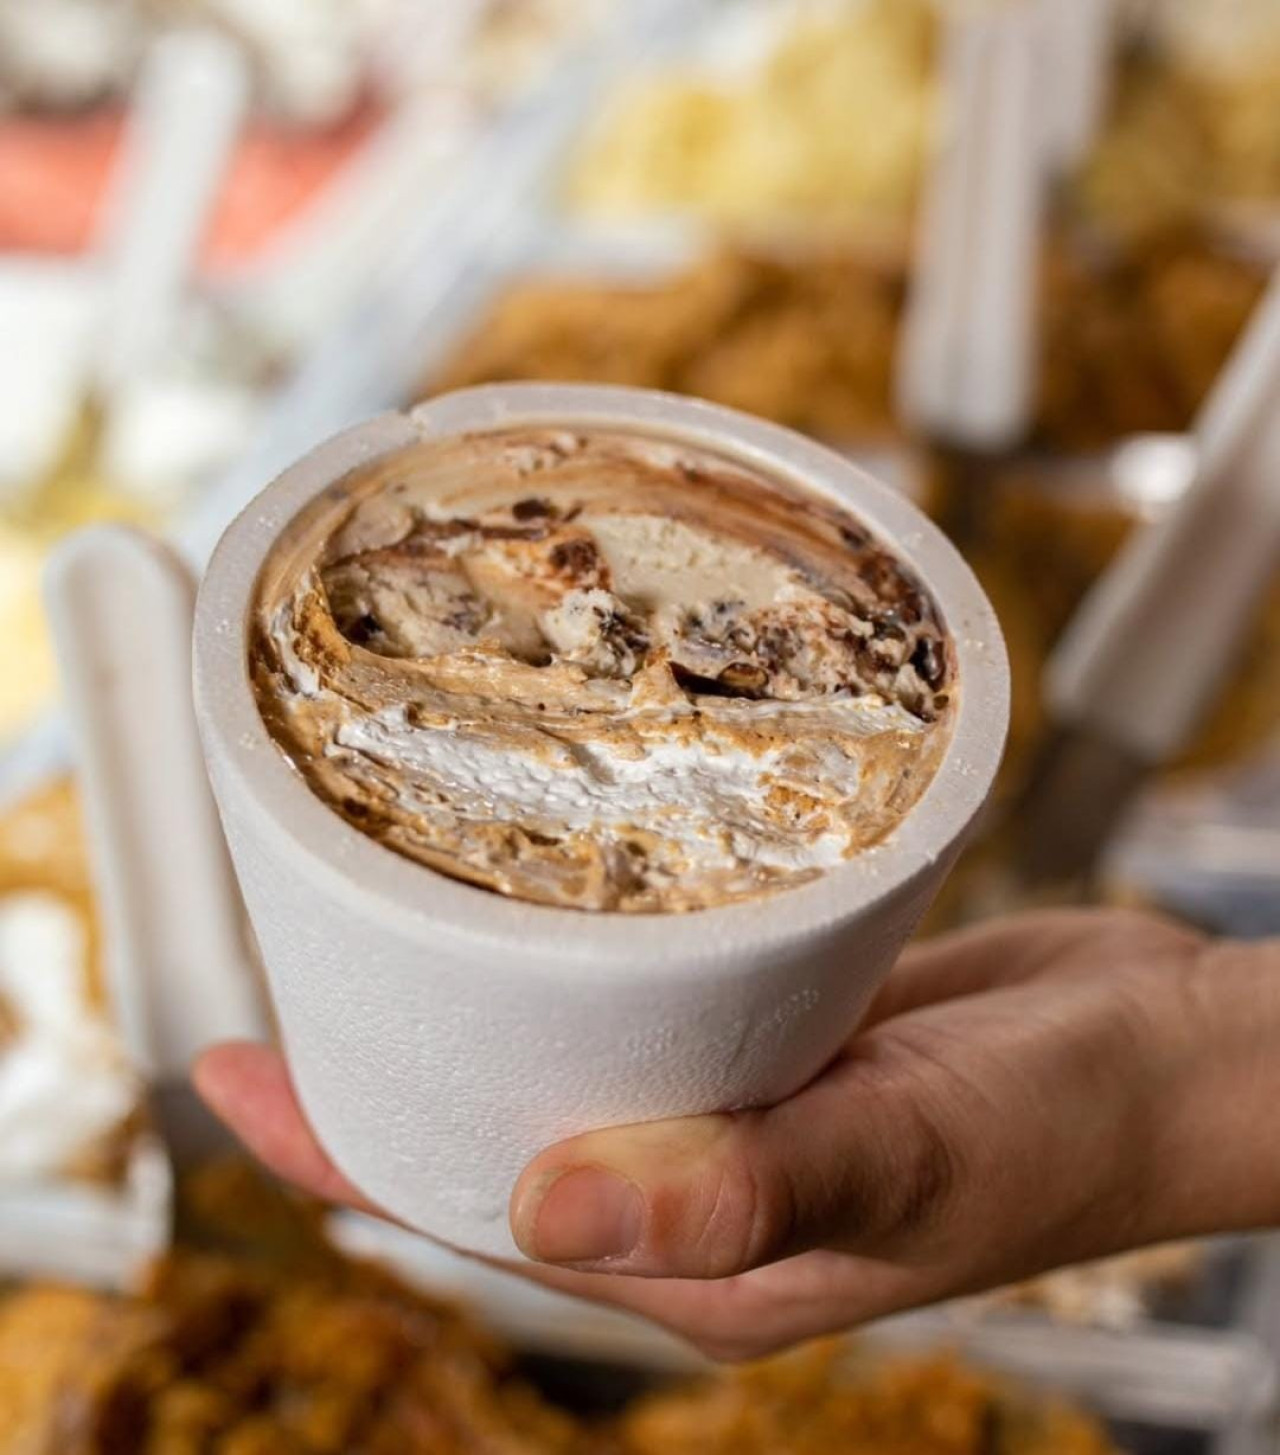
xmin=509 ymin=1056 xmax=956 ymax=1278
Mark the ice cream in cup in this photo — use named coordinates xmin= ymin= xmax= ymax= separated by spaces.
xmin=194 ymin=384 xmax=1009 ymax=1257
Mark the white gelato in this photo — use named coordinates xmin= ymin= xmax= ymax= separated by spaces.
xmin=0 ymin=892 xmax=136 ymax=1182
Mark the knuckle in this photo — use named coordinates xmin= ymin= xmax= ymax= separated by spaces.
xmin=1101 ymin=907 xmax=1203 ymax=960
xmin=662 ymin=1126 xmax=797 ymax=1277
xmin=851 ymin=1091 xmax=960 ymax=1247
xmin=895 ymin=1101 xmax=961 ymax=1233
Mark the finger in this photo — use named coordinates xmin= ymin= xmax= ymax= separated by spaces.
xmin=509 ymin=1046 xmax=956 ymax=1280
xmin=194 ymin=1042 xmax=382 ymax=1216
xmin=865 ymin=906 xmax=1200 ymax=1027
xmin=863 ymin=911 xmax=1080 ymax=1026
xmin=503 ymin=1251 xmax=939 ymax=1361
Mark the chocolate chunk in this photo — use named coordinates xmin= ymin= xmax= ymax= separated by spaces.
xmin=479 ymin=524 xmax=547 ymax=541
xmin=512 ymin=497 xmax=555 ymax=521
xmin=870 ymin=610 xmax=907 ymax=641
xmin=853 ymin=638 xmax=881 ymax=673
xmin=911 ymin=637 xmax=946 ymax=689
xmin=347 ymin=613 xmax=382 ymax=645
xmin=718 ymin=661 xmax=770 ymax=695
xmin=604 ymin=610 xmax=650 ymax=656
xmin=549 ymin=538 xmax=601 ymax=578
xmin=861 ymin=551 xmax=925 ymax=623
xmin=670 ymin=663 xmax=742 ymax=699
xmin=899 ymin=686 xmax=927 ymax=719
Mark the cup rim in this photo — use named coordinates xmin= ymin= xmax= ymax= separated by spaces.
xmin=195 ymin=384 xmax=1009 ymax=973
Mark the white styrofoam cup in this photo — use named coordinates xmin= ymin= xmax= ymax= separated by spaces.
xmin=194 ymin=385 xmax=1009 ymax=1258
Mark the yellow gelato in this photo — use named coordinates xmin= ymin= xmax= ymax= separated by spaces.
xmin=569 ymin=0 xmax=937 ymax=227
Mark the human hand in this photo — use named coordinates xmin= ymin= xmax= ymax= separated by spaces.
xmin=196 ymin=908 xmax=1280 ymax=1359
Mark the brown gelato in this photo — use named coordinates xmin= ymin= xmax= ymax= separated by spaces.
xmin=251 ymin=426 xmax=955 ymax=913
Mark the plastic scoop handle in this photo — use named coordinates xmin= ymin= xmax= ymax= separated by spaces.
xmin=896 ymin=7 xmax=1044 ymax=451
xmin=1036 ymin=0 xmax=1116 ymax=170
xmin=46 ymin=525 xmax=267 ymax=1080
xmin=1047 ymin=261 xmax=1280 ymax=763
xmin=94 ymin=30 xmax=248 ymax=399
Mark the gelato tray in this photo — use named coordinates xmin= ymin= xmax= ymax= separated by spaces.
xmin=0 ymin=1159 xmax=1270 ymax=1455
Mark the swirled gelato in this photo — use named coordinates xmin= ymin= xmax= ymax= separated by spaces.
xmin=250 ymin=427 xmax=955 ymax=912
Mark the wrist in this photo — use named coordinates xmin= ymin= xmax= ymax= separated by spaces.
xmin=1153 ymin=936 xmax=1280 ymax=1237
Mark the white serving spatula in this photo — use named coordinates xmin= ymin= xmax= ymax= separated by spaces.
xmin=93 ymin=29 xmax=249 ymax=409
xmin=895 ymin=6 xmax=1045 ymax=452
xmin=1015 ymin=259 xmax=1280 ymax=885
xmin=46 ymin=526 xmax=268 ymax=1169
xmin=1035 ymin=0 xmax=1116 ymax=172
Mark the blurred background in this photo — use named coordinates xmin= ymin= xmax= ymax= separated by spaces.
xmin=1 ymin=1 xmax=1280 ymax=1451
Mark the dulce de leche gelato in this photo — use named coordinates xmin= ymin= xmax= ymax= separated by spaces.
xmin=250 ymin=427 xmax=956 ymax=913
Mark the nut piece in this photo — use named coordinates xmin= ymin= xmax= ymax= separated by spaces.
xmin=718 ymin=661 xmax=769 ymax=695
